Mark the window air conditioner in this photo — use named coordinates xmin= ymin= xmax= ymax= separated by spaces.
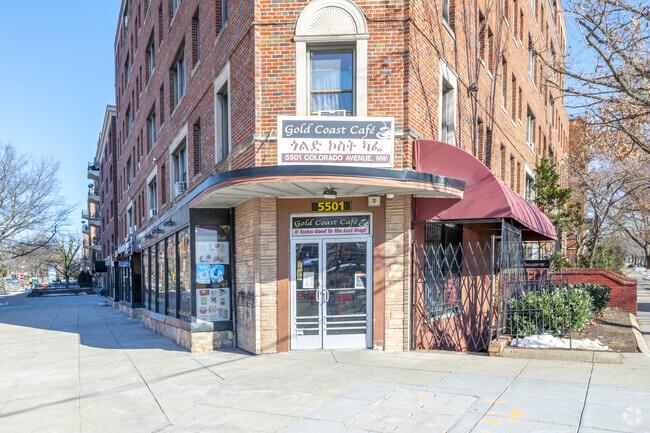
xmin=173 ymin=181 xmax=187 ymax=196
xmin=149 ymin=208 xmax=158 ymax=218
xmin=318 ymin=110 xmax=346 ymax=117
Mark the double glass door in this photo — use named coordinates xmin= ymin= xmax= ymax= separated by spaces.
xmin=292 ymin=237 xmax=371 ymax=350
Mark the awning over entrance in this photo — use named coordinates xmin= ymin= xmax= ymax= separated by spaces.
xmin=413 ymin=140 xmax=556 ymax=240
xmin=190 ymin=165 xmax=465 ymax=208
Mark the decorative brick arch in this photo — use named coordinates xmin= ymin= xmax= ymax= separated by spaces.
xmin=294 ymin=0 xmax=369 ymax=116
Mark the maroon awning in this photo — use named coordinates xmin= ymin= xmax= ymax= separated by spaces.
xmin=413 ymin=140 xmax=557 ymax=240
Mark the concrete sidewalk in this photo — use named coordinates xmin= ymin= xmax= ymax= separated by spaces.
xmin=1 ymin=292 xmax=650 ymax=433
xmin=629 ymin=270 xmax=650 ymax=350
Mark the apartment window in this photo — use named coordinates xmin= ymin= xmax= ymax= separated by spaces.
xmin=127 ymin=208 xmax=133 ymax=235
xmin=215 ymin=63 xmax=231 ymax=161
xmin=525 ymin=172 xmax=535 ymax=202
xmin=511 ymin=75 xmax=517 ymax=120
xmin=513 ymin=0 xmax=519 ymax=37
xmin=487 ymin=27 xmax=494 ymax=71
xmin=125 ymin=56 xmax=130 ymax=86
xmin=502 ymin=58 xmax=508 ymax=107
xmin=439 ymin=62 xmax=457 ymax=146
xmin=126 ymin=106 xmax=131 ymax=135
xmin=485 ymin=127 xmax=493 ymax=168
xmin=479 ymin=12 xmax=486 ymax=63
xmin=476 ymin=118 xmax=485 ymax=161
xmin=172 ymin=0 xmax=181 ymax=17
xmin=526 ymin=107 xmax=535 ymax=149
xmin=126 ymin=156 xmax=132 ymax=187
xmin=160 ymin=164 xmax=166 ymax=204
xmin=148 ymin=178 xmax=158 ymax=215
xmin=220 ymin=0 xmax=228 ymax=28
xmin=159 ymin=84 xmax=165 ymax=123
xmin=510 ymin=155 xmax=516 ymax=190
xmin=193 ymin=120 xmax=202 ymax=174
xmin=171 ymin=140 xmax=187 ymax=198
xmin=171 ymin=45 xmax=186 ymax=109
xmin=549 ymin=96 xmax=555 ymax=127
xmin=147 ymin=107 xmax=156 ymax=152
xmin=309 ymin=51 xmax=354 ymax=115
xmin=519 ymin=10 xmax=524 ymax=41
xmin=442 ymin=0 xmax=454 ymax=29
xmin=518 ymin=86 xmax=523 ymax=120
xmin=528 ymin=36 xmax=535 ymax=79
xmin=192 ymin=9 xmax=200 ymax=67
xmin=158 ymin=4 xmax=163 ymax=43
xmin=516 ymin=162 xmax=522 ymax=194
xmin=146 ymin=35 xmax=155 ymax=81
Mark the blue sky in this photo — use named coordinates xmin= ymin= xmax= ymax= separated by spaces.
xmin=0 ymin=1 xmax=120 ymax=232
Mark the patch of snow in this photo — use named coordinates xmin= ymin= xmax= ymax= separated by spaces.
xmin=633 ymin=266 xmax=647 ymax=272
xmin=511 ymin=334 xmax=611 ymax=351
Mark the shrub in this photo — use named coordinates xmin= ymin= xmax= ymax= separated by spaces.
xmin=575 ymin=283 xmax=611 ymax=311
xmin=506 ymin=285 xmax=594 ymax=335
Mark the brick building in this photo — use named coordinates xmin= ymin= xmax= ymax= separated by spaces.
xmin=84 ymin=106 xmax=118 ymax=288
xmin=108 ymin=0 xmax=569 ymax=352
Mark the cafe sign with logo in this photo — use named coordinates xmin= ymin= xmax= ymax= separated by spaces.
xmin=277 ymin=116 xmax=394 ymax=167
xmin=291 ymin=215 xmax=370 ymax=236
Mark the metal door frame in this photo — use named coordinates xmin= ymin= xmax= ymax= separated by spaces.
xmin=289 ymin=213 xmax=373 ymax=350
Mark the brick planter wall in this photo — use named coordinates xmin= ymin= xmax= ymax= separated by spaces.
xmin=529 ymin=268 xmax=637 ymax=315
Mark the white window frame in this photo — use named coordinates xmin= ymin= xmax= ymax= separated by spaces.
xmin=172 ymin=47 xmax=186 ymax=109
xmin=308 ymin=48 xmax=355 ymax=116
xmin=525 ymin=164 xmax=535 ymax=202
xmin=146 ymin=37 xmax=155 ymax=79
xmin=294 ymin=0 xmax=368 ymax=117
xmin=169 ymin=124 xmax=188 ymax=199
xmin=147 ymin=168 xmax=158 ymax=215
xmin=439 ymin=60 xmax=457 ymax=146
xmin=147 ymin=108 xmax=156 ymax=151
xmin=214 ymin=62 xmax=231 ymax=163
xmin=526 ymin=107 xmax=535 ymax=150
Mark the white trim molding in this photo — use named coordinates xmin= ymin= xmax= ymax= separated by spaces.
xmin=214 ymin=62 xmax=232 ymax=163
xmin=294 ymin=0 xmax=369 ymax=116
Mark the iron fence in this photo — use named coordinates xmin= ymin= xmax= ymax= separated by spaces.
xmin=411 ymin=242 xmax=495 ymax=352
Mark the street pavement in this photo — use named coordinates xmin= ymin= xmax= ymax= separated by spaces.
xmin=1 ymin=291 xmax=650 ymax=433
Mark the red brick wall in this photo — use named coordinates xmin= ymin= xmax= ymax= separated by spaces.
xmin=528 ymin=268 xmax=638 ymax=315
xmin=559 ymin=269 xmax=638 ymax=315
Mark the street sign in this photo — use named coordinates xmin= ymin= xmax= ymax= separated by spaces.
xmin=19 ymin=274 xmax=24 ymax=280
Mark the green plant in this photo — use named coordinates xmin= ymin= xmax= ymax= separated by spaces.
xmin=506 ymin=285 xmax=594 ymax=335
xmin=549 ymin=252 xmax=568 ymax=269
xmin=574 ymin=283 xmax=611 ymax=311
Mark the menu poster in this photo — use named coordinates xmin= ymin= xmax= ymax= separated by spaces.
xmin=197 ymin=288 xmax=231 ymax=322
xmin=196 ymin=241 xmax=230 ymax=265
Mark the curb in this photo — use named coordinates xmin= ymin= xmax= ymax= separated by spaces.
xmin=630 ymin=313 xmax=650 ymax=358
xmin=501 ymin=346 xmax=622 ymax=364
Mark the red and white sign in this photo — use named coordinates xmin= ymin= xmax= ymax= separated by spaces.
xmin=19 ymin=274 xmax=24 ymax=280
xmin=291 ymin=216 xmax=370 ymax=237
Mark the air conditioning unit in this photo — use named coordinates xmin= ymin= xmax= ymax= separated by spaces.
xmin=173 ymin=181 xmax=187 ymax=196
xmin=318 ymin=110 xmax=346 ymax=117
xmin=149 ymin=208 xmax=158 ymax=218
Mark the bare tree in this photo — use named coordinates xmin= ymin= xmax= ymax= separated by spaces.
xmin=48 ymin=234 xmax=83 ymax=288
xmin=541 ymin=0 xmax=650 ymax=155
xmin=0 ymin=143 xmax=70 ymax=292
xmin=570 ymin=125 xmax=650 ymax=267
xmin=617 ymin=184 xmax=650 ymax=268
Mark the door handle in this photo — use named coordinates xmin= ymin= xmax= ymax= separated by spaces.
xmin=316 ymin=289 xmax=322 ymax=303
xmin=323 ymin=289 xmax=330 ymax=302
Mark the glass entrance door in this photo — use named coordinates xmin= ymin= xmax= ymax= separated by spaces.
xmin=291 ymin=237 xmax=371 ymax=350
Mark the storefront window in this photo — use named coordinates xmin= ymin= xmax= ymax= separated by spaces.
xmin=157 ymin=240 xmax=165 ymax=313
xmin=195 ymin=225 xmax=231 ymax=322
xmin=143 ymin=249 xmax=149 ymax=310
xmin=178 ymin=228 xmax=191 ymax=321
xmin=166 ymin=235 xmax=177 ymax=317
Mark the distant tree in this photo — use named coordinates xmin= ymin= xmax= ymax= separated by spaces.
xmin=616 ymin=180 xmax=650 ymax=267
xmin=534 ymin=157 xmax=585 ymax=253
xmin=49 ymin=234 xmax=83 ymax=288
xmin=569 ymin=127 xmax=650 ymax=268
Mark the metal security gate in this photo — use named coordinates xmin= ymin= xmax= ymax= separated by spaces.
xmin=411 ymin=241 xmax=496 ymax=352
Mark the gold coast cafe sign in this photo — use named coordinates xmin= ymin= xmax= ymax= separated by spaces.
xmin=277 ymin=117 xmax=395 ymax=167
